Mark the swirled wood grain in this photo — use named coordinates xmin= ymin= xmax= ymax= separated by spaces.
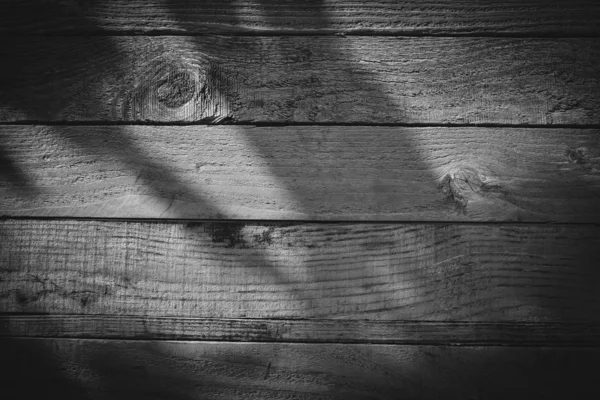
xmin=1 ymin=37 xmax=598 ymax=124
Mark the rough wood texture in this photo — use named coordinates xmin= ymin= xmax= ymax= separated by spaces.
xmin=2 ymin=125 xmax=599 ymax=221
xmin=1 ymin=2 xmax=598 ymax=395
xmin=1 ymin=37 xmax=599 ymax=124
xmin=1 ymin=220 xmax=599 ymax=321
xmin=3 ymin=315 xmax=600 ymax=346
xmin=1 ymin=0 xmax=599 ymax=35
xmin=2 ymin=338 xmax=599 ymax=399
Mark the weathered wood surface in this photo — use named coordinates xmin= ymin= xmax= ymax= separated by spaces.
xmin=1 ymin=2 xmax=598 ymax=396
xmin=2 ymin=338 xmax=599 ymax=399
xmin=2 ymin=125 xmax=599 ymax=221
xmin=1 ymin=0 xmax=599 ymax=36
xmin=1 ymin=220 xmax=599 ymax=321
xmin=1 ymin=37 xmax=599 ymax=124
xmin=3 ymin=315 xmax=600 ymax=346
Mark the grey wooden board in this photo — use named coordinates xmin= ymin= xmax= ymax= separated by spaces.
xmin=1 ymin=338 xmax=599 ymax=399
xmin=1 ymin=0 xmax=599 ymax=35
xmin=1 ymin=220 xmax=599 ymax=322
xmin=3 ymin=315 xmax=600 ymax=346
xmin=1 ymin=37 xmax=599 ymax=124
xmin=1 ymin=125 xmax=599 ymax=221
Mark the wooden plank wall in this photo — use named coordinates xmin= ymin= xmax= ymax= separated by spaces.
xmin=1 ymin=1 xmax=599 ymax=398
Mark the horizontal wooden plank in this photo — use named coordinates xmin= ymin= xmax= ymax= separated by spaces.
xmin=3 ymin=315 xmax=600 ymax=346
xmin=1 ymin=125 xmax=599 ymax=221
xmin=2 ymin=338 xmax=599 ymax=399
xmin=1 ymin=36 xmax=599 ymax=124
xmin=1 ymin=220 xmax=599 ymax=321
xmin=1 ymin=1 xmax=599 ymax=36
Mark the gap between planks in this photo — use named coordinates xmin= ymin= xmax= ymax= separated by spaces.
xmin=3 ymin=216 xmax=600 ymax=227
xmin=2 ymin=315 xmax=600 ymax=347
xmin=5 ymin=121 xmax=600 ymax=130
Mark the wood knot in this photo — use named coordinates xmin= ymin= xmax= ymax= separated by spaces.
xmin=566 ymin=147 xmax=587 ymax=164
xmin=156 ymin=70 xmax=196 ymax=108
xmin=439 ymin=167 xmax=510 ymax=213
xmin=439 ymin=173 xmax=468 ymax=212
xmin=114 ymin=57 xmax=235 ymax=122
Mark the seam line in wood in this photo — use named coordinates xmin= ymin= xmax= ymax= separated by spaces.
xmin=3 ymin=32 xmax=600 ymax=39
xmin=2 ymin=336 xmax=598 ymax=348
xmin=2 ymin=216 xmax=599 ymax=227
xmin=3 ymin=121 xmax=600 ymax=130
xmin=3 ymin=316 xmax=600 ymax=347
